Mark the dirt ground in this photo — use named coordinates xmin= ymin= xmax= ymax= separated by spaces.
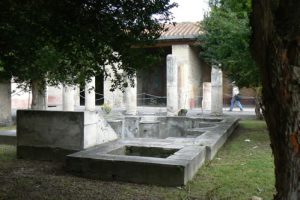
xmin=0 ymin=145 xmax=186 ymax=200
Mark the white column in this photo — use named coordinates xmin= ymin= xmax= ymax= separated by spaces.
xmin=85 ymin=77 xmax=96 ymax=111
xmin=178 ymin=63 xmax=190 ymax=109
xmin=211 ymin=65 xmax=223 ymax=115
xmin=0 ymin=80 xmax=12 ymax=125
xmin=166 ymin=54 xmax=178 ymax=116
xmin=202 ymin=82 xmax=211 ymax=111
xmin=63 ymin=86 xmax=74 ymax=111
xmin=103 ymin=65 xmax=125 ymax=108
xmin=74 ymin=85 xmax=81 ymax=107
xmin=124 ymin=76 xmax=137 ymax=115
xmin=172 ymin=44 xmax=192 ymax=110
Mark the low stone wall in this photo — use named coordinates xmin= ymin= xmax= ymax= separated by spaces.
xmin=67 ymin=116 xmax=239 ymax=186
xmin=108 ymin=116 xmax=224 ymax=139
xmin=107 ymin=115 xmax=238 ymax=162
xmin=17 ymin=110 xmax=118 ymax=161
xmin=66 ymin=138 xmax=206 ymax=186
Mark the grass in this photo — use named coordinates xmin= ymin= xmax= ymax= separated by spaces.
xmin=186 ymin=120 xmax=275 ymax=199
xmin=0 ymin=119 xmax=275 ymax=200
xmin=0 ymin=125 xmax=16 ymax=131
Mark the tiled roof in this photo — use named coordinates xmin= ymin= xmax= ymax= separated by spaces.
xmin=158 ymin=22 xmax=201 ymax=41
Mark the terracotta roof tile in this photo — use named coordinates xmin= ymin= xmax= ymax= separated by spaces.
xmin=159 ymin=22 xmax=201 ymax=41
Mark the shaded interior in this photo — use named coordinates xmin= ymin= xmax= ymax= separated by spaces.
xmin=109 ymin=146 xmax=179 ymax=158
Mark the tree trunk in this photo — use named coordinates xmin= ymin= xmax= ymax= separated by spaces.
xmin=0 ymin=79 xmax=12 ymax=126
xmin=251 ymin=0 xmax=300 ymax=199
xmin=31 ymin=80 xmax=47 ymax=110
xmin=253 ymin=87 xmax=263 ymax=120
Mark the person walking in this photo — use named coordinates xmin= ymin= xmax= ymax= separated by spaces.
xmin=229 ymin=85 xmax=243 ymax=111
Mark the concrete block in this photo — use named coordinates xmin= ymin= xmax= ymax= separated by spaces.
xmin=16 ymin=110 xmax=118 ymax=161
xmin=17 ymin=110 xmax=84 ymax=150
xmin=96 ymin=114 xmax=118 ymax=143
xmin=107 ymin=119 xmax=123 ymax=137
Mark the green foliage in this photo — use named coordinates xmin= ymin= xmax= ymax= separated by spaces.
xmin=199 ymin=0 xmax=260 ymax=88
xmin=101 ymin=103 xmax=112 ymax=114
xmin=0 ymin=125 xmax=15 ymax=130
xmin=0 ymin=0 xmax=177 ymax=90
xmin=178 ymin=109 xmax=188 ymax=116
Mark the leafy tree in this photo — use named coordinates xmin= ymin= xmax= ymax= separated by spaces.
xmin=0 ymin=0 xmax=176 ymax=108
xmin=199 ymin=0 xmax=263 ymax=118
xmin=251 ymin=0 xmax=300 ymax=199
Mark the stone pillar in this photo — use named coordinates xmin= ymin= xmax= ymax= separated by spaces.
xmin=211 ymin=65 xmax=223 ymax=115
xmin=85 ymin=77 xmax=96 ymax=111
xmin=202 ymin=82 xmax=211 ymax=110
xmin=124 ymin=76 xmax=137 ymax=115
xmin=0 ymin=80 xmax=12 ymax=125
xmin=166 ymin=54 xmax=178 ymax=116
xmin=178 ymin=63 xmax=190 ymax=110
xmin=74 ymin=86 xmax=81 ymax=107
xmin=63 ymin=86 xmax=74 ymax=111
xmin=103 ymin=65 xmax=125 ymax=108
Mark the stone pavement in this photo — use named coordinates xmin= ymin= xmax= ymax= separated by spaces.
xmin=189 ymin=107 xmax=256 ymax=120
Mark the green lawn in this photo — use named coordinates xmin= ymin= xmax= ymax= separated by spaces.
xmin=0 ymin=125 xmax=15 ymax=131
xmin=0 ymin=120 xmax=275 ymax=200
